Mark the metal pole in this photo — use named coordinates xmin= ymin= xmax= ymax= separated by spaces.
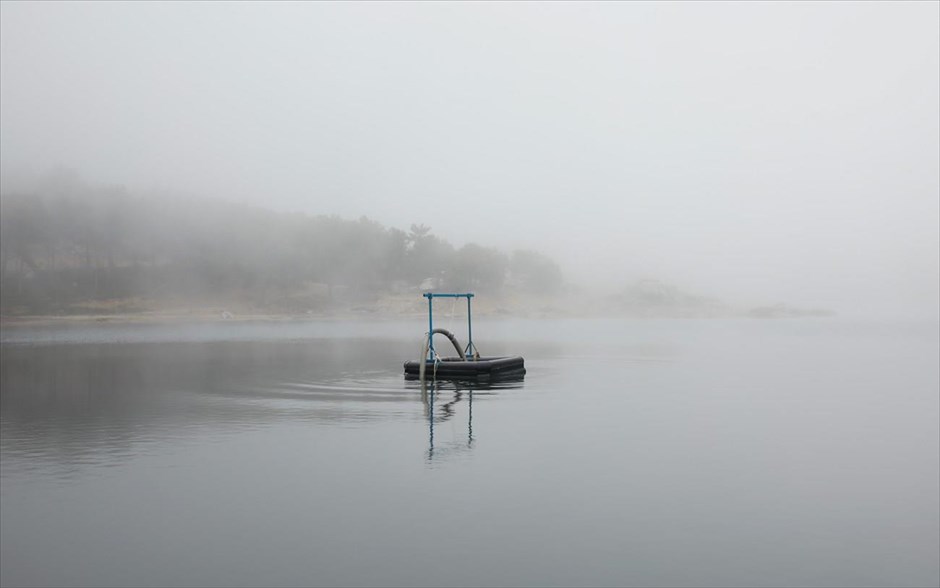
xmin=466 ymin=295 xmax=473 ymax=359
xmin=426 ymin=293 xmax=434 ymax=360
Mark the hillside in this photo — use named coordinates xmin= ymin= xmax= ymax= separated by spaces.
xmin=0 ymin=172 xmax=563 ymax=316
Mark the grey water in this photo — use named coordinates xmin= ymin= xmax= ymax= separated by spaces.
xmin=1 ymin=318 xmax=938 ymax=588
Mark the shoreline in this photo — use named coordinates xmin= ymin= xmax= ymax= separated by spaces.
xmin=0 ymin=294 xmax=844 ymax=328
xmin=0 ymin=308 xmax=840 ymax=328
xmin=0 ymin=310 xmax=431 ymax=327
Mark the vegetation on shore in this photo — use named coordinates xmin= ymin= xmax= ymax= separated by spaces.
xmin=0 ymin=171 xmax=563 ymax=316
xmin=1 ymin=172 xmax=835 ymax=322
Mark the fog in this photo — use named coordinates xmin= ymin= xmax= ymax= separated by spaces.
xmin=1 ymin=2 xmax=938 ymax=318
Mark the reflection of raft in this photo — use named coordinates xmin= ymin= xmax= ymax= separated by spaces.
xmin=404 ymin=356 xmax=526 ymax=381
xmin=404 ymin=293 xmax=525 ymax=382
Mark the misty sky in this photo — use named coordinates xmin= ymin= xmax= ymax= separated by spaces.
xmin=1 ymin=1 xmax=938 ymax=316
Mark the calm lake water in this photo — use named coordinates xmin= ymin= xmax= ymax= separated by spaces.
xmin=1 ymin=318 xmax=938 ymax=587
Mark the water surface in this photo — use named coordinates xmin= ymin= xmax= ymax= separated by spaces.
xmin=2 ymin=318 xmax=938 ymax=587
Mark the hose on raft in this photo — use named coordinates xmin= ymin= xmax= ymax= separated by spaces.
xmin=418 ymin=328 xmax=466 ymax=384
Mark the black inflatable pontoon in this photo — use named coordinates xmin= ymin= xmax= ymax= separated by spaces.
xmin=405 ymin=292 xmax=525 ymax=382
xmin=404 ymin=356 xmax=526 ymax=381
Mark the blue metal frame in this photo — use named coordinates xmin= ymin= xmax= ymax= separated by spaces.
xmin=424 ymin=292 xmax=476 ymax=361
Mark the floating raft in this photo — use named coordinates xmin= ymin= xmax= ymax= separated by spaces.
xmin=403 ymin=356 xmax=526 ymax=381
xmin=405 ymin=292 xmax=525 ymax=382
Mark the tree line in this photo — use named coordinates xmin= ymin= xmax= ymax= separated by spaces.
xmin=0 ymin=173 xmax=563 ymax=314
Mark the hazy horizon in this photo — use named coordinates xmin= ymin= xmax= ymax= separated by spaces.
xmin=2 ymin=2 xmax=938 ymax=319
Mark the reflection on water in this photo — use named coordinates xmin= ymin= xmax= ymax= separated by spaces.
xmin=0 ymin=339 xmax=525 ymax=475
xmin=418 ymin=375 xmax=524 ymax=462
xmin=421 ymin=382 xmax=514 ymax=463
xmin=424 ymin=384 xmax=473 ymax=462
xmin=1 ymin=340 xmax=402 ymax=475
